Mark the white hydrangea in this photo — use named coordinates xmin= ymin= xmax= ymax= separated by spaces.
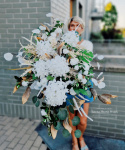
xmin=33 ymin=60 xmax=49 ymax=79
xmin=61 ymin=31 xmax=79 ymax=47
xmin=48 ymin=55 xmax=70 ymax=77
xmin=35 ymin=40 xmax=56 ymax=57
xmin=44 ymin=80 xmax=69 ymax=106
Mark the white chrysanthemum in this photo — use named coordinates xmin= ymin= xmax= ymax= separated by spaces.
xmin=33 ymin=60 xmax=49 ymax=79
xmin=48 ymin=55 xmax=70 ymax=77
xmin=61 ymin=31 xmax=79 ymax=47
xmin=48 ymin=36 xmax=57 ymax=47
xmin=41 ymin=33 xmax=47 ymax=40
xmin=44 ymin=80 xmax=69 ymax=106
xmin=35 ymin=40 xmax=56 ymax=57
xmin=70 ymin=58 xmax=79 ymax=66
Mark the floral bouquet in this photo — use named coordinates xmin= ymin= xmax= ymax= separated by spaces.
xmin=4 ymin=13 xmax=117 ymax=139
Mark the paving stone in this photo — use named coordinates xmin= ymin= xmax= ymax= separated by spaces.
xmin=6 ymin=132 xmax=17 ymax=141
xmin=0 ymin=135 xmax=8 ymax=145
xmin=7 ymin=137 xmax=20 ymax=149
xmin=30 ymin=146 xmax=39 ymax=150
xmin=13 ymin=144 xmax=23 ymax=150
xmin=5 ymin=127 xmax=15 ymax=135
xmin=0 ymin=141 xmax=10 ymax=150
xmin=19 ymin=134 xmax=30 ymax=144
xmin=39 ymin=144 xmax=47 ymax=150
xmin=22 ymin=140 xmax=34 ymax=150
xmin=29 ymin=131 xmax=38 ymax=141
xmin=33 ymin=136 xmax=42 ymax=148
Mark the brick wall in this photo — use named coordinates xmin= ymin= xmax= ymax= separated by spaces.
xmin=0 ymin=0 xmax=51 ymax=120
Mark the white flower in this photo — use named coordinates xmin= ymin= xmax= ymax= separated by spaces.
xmin=70 ymin=87 xmax=76 ymax=95
xmin=92 ymin=78 xmax=98 ymax=86
xmin=63 ymin=49 xmax=69 ymax=54
xmin=46 ymin=13 xmax=53 ymax=17
xmin=78 ymin=73 xmax=83 ymax=80
xmin=32 ymin=29 xmax=40 ymax=34
xmin=74 ymin=65 xmax=79 ymax=70
xmin=39 ymin=26 xmax=46 ymax=30
xmin=48 ymin=36 xmax=57 ymax=47
xmin=70 ymin=58 xmax=79 ymax=66
xmin=98 ymin=82 xmax=105 ymax=89
xmin=33 ymin=60 xmax=49 ymax=79
xmin=61 ymin=30 xmax=79 ymax=47
xmin=83 ymin=70 xmax=88 ymax=76
xmin=35 ymin=40 xmax=56 ymax=57
xmin=4 ymin=53 xmax=13 ymax=61
xmin=22 ymin=81 xmax=29 ymax=87
xmin=44 ymin=80 xmax=69 ymax=106
xmin=41 ymin=109 xmax=47 ymax=116
xmin=41 ymin=33 xmax=47 ymax=40
xmin=51 ymin=32 xmax=56 ymax=37
xmin=16 ymin=52 xmax=23 ymax=58
xmin=83 ymin=63 xmax=90 ymax=71
xmin=81 ymin=78 xmax=87 ymax=84
xmin=97 ymin=55 xmax=104 ymax=60
xmin=48 ymin=55 xmax=70 ymax=77
xmin=55 ymin=27 xmax=62 ymax=34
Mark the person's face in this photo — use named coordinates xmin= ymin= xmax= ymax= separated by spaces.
xmin=68 ymin=21 xmax=84 ymax=35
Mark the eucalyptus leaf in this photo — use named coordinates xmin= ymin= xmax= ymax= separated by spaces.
xmin=57 ymin=109 xmax=67 ymax=120
xmin=75 ymin=129 xmax=81 ymax=138
xmin=62 ymin=129 xmax=70 ymax=138
xmin=69 ymin=105 xmax=74 ymax=114
xmin=72 ymin=116 xmax=80 ymax=126
xmin=54 ymin=121 xmax=62 ymax=130
xmin=35 ymin=100 xmax=40 ymax=107
xmin=32 ymin=96 xmax=37 ymax=103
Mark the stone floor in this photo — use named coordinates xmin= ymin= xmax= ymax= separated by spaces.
xmin=0 ymin=116 xmax=49 ymax=150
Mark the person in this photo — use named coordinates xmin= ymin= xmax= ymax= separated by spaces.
xmin=66 ymin=16 xmax=94 ymax=150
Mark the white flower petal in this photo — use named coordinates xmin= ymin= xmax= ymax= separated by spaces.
xmin=4 ymin=53 xmax=13 ymax=61
xmin=70 ymin=87 xmax=76 ymax=95
xmin=39 ymin=26 xmax=46 ymax=30
xmin=97 ymin=62 xmax=100 ymax=70
xmin=97 ymin=55 xmax=104 ymax=60
xmin=98 ymin=82 xmax=106 ymax=89
xmin=46 ymin=13 xmax=53 ymax=17
xmin=32 ymin=29 xmax=40 ymax=34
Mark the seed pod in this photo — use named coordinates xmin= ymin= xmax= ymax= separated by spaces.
xmin=51 ymin=124 xmax=57 ymax=139
xmin=90 ymin=88 xmax=97 ymax=100
xmin=98 ymin=95 xmax=111 ymax=104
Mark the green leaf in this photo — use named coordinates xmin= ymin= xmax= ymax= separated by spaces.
xmin=72 ymin=116 xmax=80 ymax=126
xmin=54 ymin=121 xmax=62 ymax=130
xmin=69 ymin=105 xmax=74 ymax=114
xmin=74 ymin=88 xmax=80 ymax=95
xmin=62 ymin=129 xmax=70 ymax=138
xmin=35 ymin=100 xmax=40 ymax=107
xmin=79 ymin=89 xmax=88 ymax=95
xmin=32 ymin=96 xmax=37 ymax=103
xmin=32 ymin=74 xmax=37 ymax=80
xmin=47 ymin=75 xmax=54 ymax=81
xmin=86 ymin=90 xmax=92 ymax=98
xmin=57 ymin=109 xmax=67 ymax=120
xmin=74 ymin=129 xmax=81 ymax=138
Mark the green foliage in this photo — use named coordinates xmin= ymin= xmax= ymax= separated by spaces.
xmin=54 ymin=121 xmax=62 ymax=130
xmin=69 ymin=105 xmax=74 ymax=114
xmin=72 ymin=116 xmax=80 ymax=126
xmin=62 ymin=129 xmax=70 ymax=137
xmin=57 ymin=109 xmax=68 ymax=120
xmin=47 ymin=75 xmax=54 ymax=81
xmin=74 ymin=129 xmax=81 ymax=138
